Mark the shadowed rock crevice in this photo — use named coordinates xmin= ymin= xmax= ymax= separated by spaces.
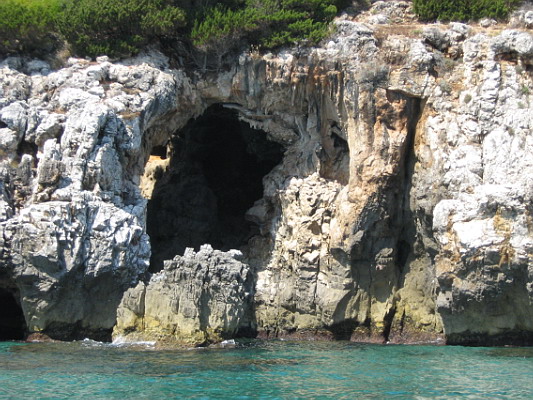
xmin=387 ymin=96 xmax=444 ymax=343
xmin=369 ymin=93 xmax=430 ymax=342
xmin=146 ymin=104 xmax=284 ymax=272
xmin=396 ymin=95 xmax=423 ymax=263
xmin=0 ymin=288 xmax=27 ymax=341
xmin=327 ymin=319 xmax=359 ymax=340
xmin=16 ymin=140 xmax=38 ymax=163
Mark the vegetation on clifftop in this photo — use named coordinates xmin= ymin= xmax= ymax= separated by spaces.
xmin=0 ymin=0 xmax=343 ymax=59
xmin=413 ymin=0 xmax=522 ymax=22
xmin=191 ymin=0 xmax=338 ymax=56
xmin=0 ymin=0 xmax=525 ymax=60
xmin=0 ymin=0 xmax=62 ymax=55
xmin=57 ymin=0 xmax=186 ymax=57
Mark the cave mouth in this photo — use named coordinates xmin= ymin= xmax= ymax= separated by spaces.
xmin=0 ymin=288 xmax=27 ymax=341
xmin=146 ymin=104 xmax=284 ymax=272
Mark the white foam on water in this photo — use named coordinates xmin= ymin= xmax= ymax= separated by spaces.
xmin=111 ymin=335 xmax=156 ymax=347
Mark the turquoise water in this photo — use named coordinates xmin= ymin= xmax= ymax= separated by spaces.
xmin=1 ymin=340 xmax=533 ymax=399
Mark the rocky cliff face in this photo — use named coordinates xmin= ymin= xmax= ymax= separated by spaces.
xmin=115 ymin=244 xmax=253 ymax=345
xmin=1 ymin=1 xmax=532 ymax=345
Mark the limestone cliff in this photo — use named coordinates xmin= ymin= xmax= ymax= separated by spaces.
xmin=1 ymin=1 xmax=532 ymax=345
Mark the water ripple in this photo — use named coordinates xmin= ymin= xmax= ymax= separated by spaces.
xmin=1 ymin=340 xmax=532 ymax=399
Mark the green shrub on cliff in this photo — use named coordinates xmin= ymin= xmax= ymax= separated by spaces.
xmin=261 ymin=0 xmax=338 ymax=48
xmin=191 ymin=6 xmax=260 ymax=53
xmin=0 ymin=0 xmax=344 ymax=59
xmin=189 ymin=0 xmax=339 ymax=68
xmin=413 ymin=0 xmax=522 ymax=21
xmin=191 ymin=0 xmax=338 ymax=55
xmin=0 ymin=0 xmax=62 ymax=55
xmin=56 ymin=0 xmax=186 ymax=57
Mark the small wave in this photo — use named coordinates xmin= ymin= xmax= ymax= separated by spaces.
xmin=111 ymin=335 xmax=156 ymax=347
xmin=80 ymin=338 xmax=105 ymax=347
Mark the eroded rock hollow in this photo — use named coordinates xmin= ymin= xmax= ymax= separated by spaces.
xmin=0 ymin=287 xmax=26 ymax=340
xmin=145 ymin=104 xmax=284 ymax=271
xmin=2 ymin=1 xmax=533 ymax=346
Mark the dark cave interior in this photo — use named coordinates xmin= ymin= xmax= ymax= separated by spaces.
xmin=0 ymin=288 xmax=26 ymax=341
xmin=147 ymin=104 xmax=284 ymax=272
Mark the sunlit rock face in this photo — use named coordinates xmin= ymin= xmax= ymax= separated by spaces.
xmin=1 ymin=1 xmax=533 ymax=345
xmin=114 ymin=244 xmax=254 ymax=346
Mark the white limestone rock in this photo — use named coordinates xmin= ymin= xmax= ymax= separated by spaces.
xmin=0 ymin=21 xmax=532 ymax=346
xmin=114 ymin=245 xmax=252 ymax=345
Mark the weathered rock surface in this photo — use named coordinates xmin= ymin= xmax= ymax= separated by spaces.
xmin=114 ymin=244 xmax=253 ymax=345
xmin=1 ymin=1 xmax=533 ymax=345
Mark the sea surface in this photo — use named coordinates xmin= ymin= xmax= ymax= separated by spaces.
xmin=0 ymin=339 xmax=532 ymax=399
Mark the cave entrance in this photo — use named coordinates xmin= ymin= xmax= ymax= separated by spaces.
xmin=0 ymin=288 xmax=27 ymax=341
xmin=145 ymin=104 xmax=284 ymax=271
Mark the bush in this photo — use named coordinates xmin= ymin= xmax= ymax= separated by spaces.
xmin=190 ymin=0 xmax=338 ymax=67
xmin=0 ymin=0 xmax=62 ymax=56
xmin=191 ymin=6 xmax=260 ymax=50
xmin=56 ymin=0 xmax=186 ymax=58
xmin=413 ymin=0 xmax=522 ymax=21
xmin=259 ymin=0 xmax=337 ymax=48
xmin=0 ymin=0 xmax=345 ymax=60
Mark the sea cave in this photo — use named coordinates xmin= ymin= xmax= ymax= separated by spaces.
xmin=145 ymin=104 xmax=284 ymax=271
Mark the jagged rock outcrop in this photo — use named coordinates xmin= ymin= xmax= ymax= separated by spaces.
xmin=1 ymin=1 xmax=532 ymax=345
xmin=114 ymin=244 xmax=253 ymax=345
